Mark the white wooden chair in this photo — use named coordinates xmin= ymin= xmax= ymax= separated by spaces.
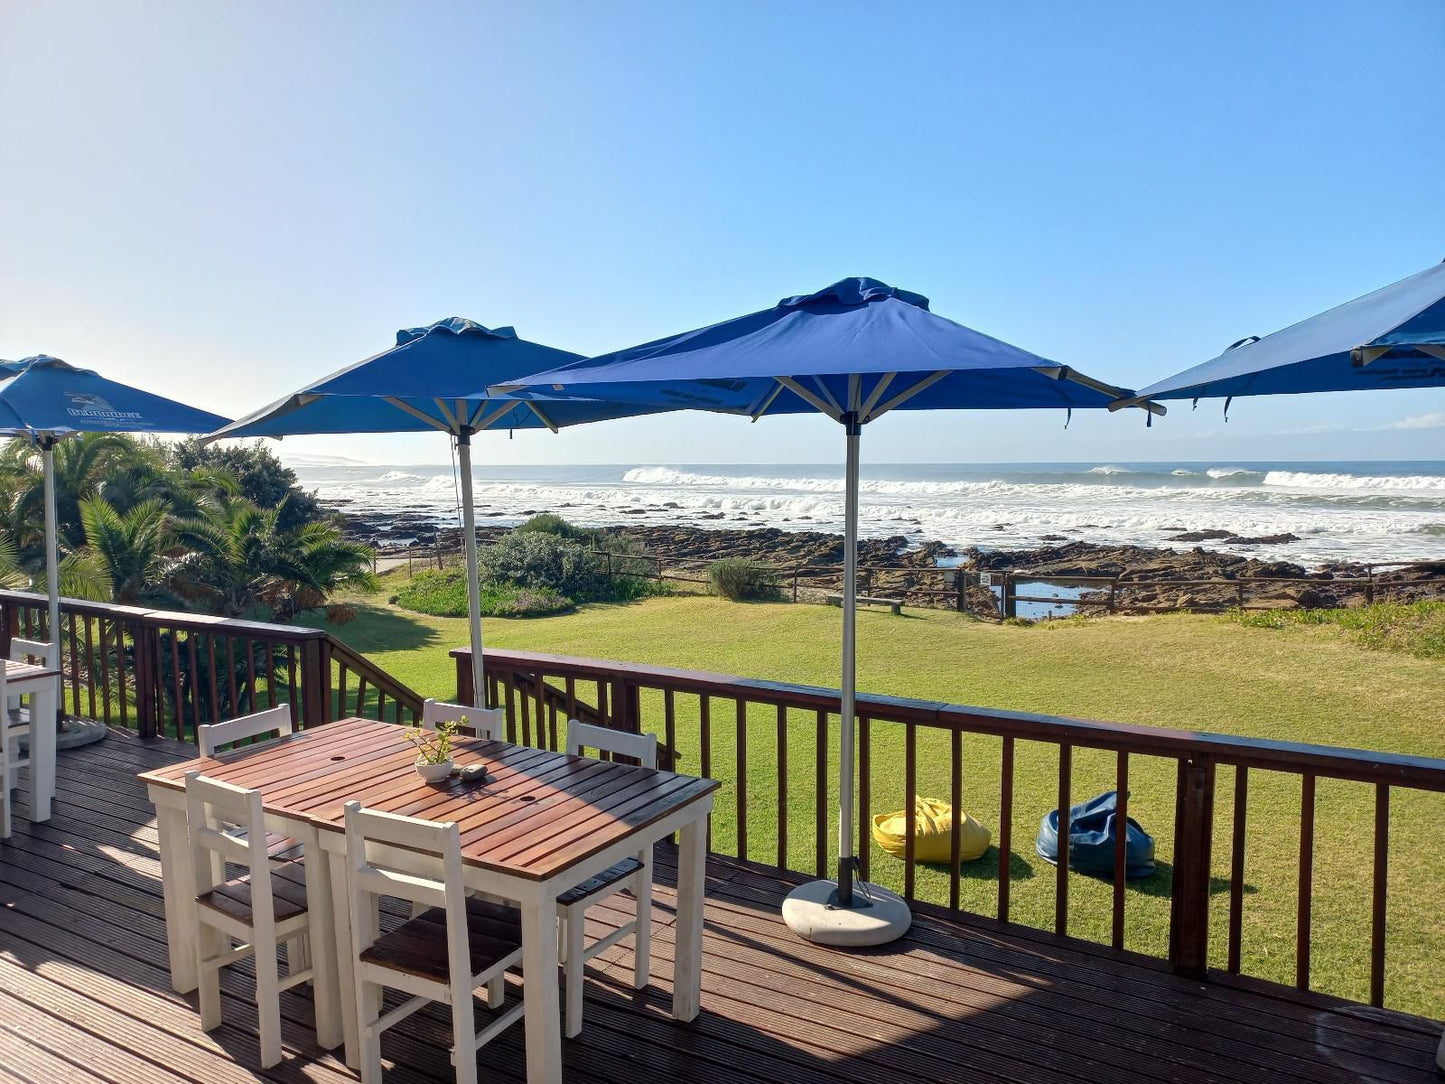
xmin=5 ymin=637 xmax=49 ymax=792
xmin=344 ymin=801 xmax=526 ymax=1084
xmin=198 ymin=705 xmax=302 ymax=861
xmin=558 ymin=719 xmax=657 ymax=1037
xmin=0 ymin=665 xmax=11 ymax=839
xmin=197 ymin=703 xmax=294 ymax=756
xmin=184 ymin=770 xmax=318 ymax=1068
xmin=421 ymin=698 xmax=504 ymax=741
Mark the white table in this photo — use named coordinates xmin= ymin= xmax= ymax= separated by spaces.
xmin=141 ymin=718 xmax=719 ymax=1084
xmin=8 ymin=659 xmax=59 ymax=822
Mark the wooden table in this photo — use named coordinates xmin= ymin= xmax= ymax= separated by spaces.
xmin=7 ymin=659 xmax=60 ymax=822
xmin=140 ymin=717 xmax=719 ymax=1084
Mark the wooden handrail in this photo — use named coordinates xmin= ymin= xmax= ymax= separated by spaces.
xmin=0 ymin=589 xmax=423 ymax=738
xmin=460 ymin=644 xmax=1443 ymax=1011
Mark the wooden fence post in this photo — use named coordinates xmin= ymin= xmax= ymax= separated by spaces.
xmin=455 ymin=648 xmax=475 ymax=706
xmin=1002 ymin=573 xmax=1018 ymax=619
xmin=134 ymin=619 xmax=158 ymax=739
xmin=1169 ymin=755 xmax=1216 ymax=979
xmin=299 ymin=635 xmax=331 ymax=729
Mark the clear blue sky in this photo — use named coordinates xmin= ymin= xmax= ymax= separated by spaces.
xmin=3 ymin=2 xmax=1443 ymax=467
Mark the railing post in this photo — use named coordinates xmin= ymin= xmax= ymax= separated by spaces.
xmin=610 ymin=677 xmax=642 ymax=735
xmin=456 ymin=647 xmax=475 ymax=706
xmin=1002 ymin=573 xmax=1018 ymax=619
xmin=1170 ymin=755 xmax=1216 ymax=979
xmin=300 ymin=635 xmax=330 ymax=729
xmin=134 ymin=618 xmax=158 ymax=739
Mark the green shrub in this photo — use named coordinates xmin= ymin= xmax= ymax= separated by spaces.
xmin=1234 ymin=600 xmax=1445 ymax=659
xmin=706 ymin=557 xmax=780 ymax=601
xmin=394 ymin=570 xmax=571 ymax=618
xmin=478 ymin=531 xmax=611 ymax=602
xmin=515 ymin=513 xmax=602 ymax=546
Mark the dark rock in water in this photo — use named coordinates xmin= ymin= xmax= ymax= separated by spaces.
xmin=1040 ymin=534 xmax=1068 ymax=541
xmin=663 ymin=502 xmax=680 ymax=509
xmin=1231 ymin=533 xmax=1300 ymax=546
xmin=1168 ymin=529 xmax=1235 ymax=542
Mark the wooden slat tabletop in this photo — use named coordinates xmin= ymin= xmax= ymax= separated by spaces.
xmin=139 ymin=717 xmax=719 ymax=882
xmin=5 ymin=659 xmax=60 ymax=682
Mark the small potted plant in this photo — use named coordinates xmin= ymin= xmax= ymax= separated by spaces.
xmin=406 ymin=719 xmax=461 ymax=782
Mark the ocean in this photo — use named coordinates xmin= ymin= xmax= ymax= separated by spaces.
xmin=287 ymin=459 xmax=1445 ymax=569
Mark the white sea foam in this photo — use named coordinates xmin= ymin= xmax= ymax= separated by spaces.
xmin=1262 ymin=471 xmax=1445 ymax=492
xmin=301 ymin=461 xmax=1445 ymax=568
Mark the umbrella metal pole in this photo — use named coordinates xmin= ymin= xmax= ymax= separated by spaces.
xmin=837 ymin=415 xmax=861 ymax=908
xmin=455 ymin=430 xmax=487 ymax=706
xmin=41 ymin=440 xmax=63 ymax=724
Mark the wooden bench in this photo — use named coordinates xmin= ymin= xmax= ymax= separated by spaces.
xmin=825 ymin=593 xmax=902 ymax=615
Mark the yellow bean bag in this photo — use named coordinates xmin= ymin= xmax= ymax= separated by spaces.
xmin=872 ymin=797 xmax=991 ymax=864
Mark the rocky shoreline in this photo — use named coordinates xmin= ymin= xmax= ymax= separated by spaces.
xmin=332 ymin=503 xmax=1445 ymax=614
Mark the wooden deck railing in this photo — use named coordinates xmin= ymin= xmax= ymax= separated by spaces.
xmin=0 ymin=589 xmax=423 ymax=738
xmin=459 ymin=645 xmax=1445 ymax=1012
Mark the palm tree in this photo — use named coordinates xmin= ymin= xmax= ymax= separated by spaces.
xmin=0 ymin=433 xmax=137 ymax=556
xmin=173 ymin=497 xmax=375 ymax=620
xmin=77 ymin=496 xmax=175 ymax=605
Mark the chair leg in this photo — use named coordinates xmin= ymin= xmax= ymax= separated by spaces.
xmin=486 ymin=974 xmax=505 ymax=1009
xmin=451 ymin=996 xmax=479 ymax=1084
xmin=633 ymin=851 xmax=652 ymax=990
xmin=357 ymin=977 xmax=384 ymax=1084
xmin=254 ymin=930 xmax=284 ymax=1068
xmin=564 ymin=907 xmax=586 ymax=1038
xmin=196 ymin=924 xmax=225 ymax=1032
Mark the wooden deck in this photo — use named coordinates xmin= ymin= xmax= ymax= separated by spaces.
xmin=0 ymin=730 xmax=1439 ymax=1084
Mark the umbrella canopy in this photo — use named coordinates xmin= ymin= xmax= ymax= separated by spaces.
xmin=1118 ymin=260 xmax=1445 ymax=406
xmin=213 ymin=317 xmax=652 ymax=437
xmin=494 ymin=277 xmax=1157 ymax=942
xmin=0 ymin=356 xmax=230 ymax=821
xmin=209 ymin=318 xmax=669 ymax=703
xmin=495 ymin=277 xmax=1133 ymax=419
xmin=0 ymin=355 xmax=230 ymax=438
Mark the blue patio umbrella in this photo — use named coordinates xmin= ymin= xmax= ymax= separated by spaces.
xmin=0 ymin=356 xmax=230 ymax=807
xmin=495 ymin=277 xmax=1160 ymax=941
xmin=208 ymin=318 xmax=669 ymax=702
xmin=1114 ymin=259 xmax=1445 ymax=408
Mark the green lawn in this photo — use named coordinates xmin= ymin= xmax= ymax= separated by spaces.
xmin=305 ymin=577 xmax=1445 ymax=1019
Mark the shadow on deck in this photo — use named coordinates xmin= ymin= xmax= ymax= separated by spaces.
xmin=0 ymin=730 xmax=1439 ymax=1084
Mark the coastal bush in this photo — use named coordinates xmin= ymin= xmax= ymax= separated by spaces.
xmin=1236 ymin=600 xmax=1445 ymax=659
xmin=478 ymin=531 xmax=612 ymax=602
xmin=706 ymin=557 xmax=780 ymax=601
xmin=394 ymin=569 xmax=572 ymax=618
xmin=515 ymin=512 xmax=603 ymax=546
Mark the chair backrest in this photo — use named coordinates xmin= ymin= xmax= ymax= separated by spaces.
xmin=198 ymin=705 xmax=294 ymax=757
xmin=421 ymin=698 xmax=502 ymax=741
xmin=9 ymin=637 xmax=50 ymax=666
xmin=344 ymin=801 xmax=471 ymax=988
xmin=566 ymin=719 xmax=657 ymax=768
xmin=184 ymin=770 xmax=273 ymax=915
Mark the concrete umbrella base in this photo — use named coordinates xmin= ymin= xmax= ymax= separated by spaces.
xmin=781 ymin=879 xmax=912 ymax=947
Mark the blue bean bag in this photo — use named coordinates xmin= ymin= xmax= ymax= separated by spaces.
xmin=1036 ymin=791 xmax=1155 ymax=879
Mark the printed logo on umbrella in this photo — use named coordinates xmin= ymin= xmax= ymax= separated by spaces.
xmin=64 ymin=391 xmax=146 ymax=424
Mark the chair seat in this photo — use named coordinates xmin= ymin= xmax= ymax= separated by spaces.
xmin=360 ymin=897 xmax=522 ymax=983
xmin=557 ymin=857 xmax=643 ymax=907
xmin=196 ymin=858 xmax=308 ymax=923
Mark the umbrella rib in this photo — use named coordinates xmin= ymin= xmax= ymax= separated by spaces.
xmin=867 ymin=370 xmax=949 ymax=421
xmin=473 ymin=401 xmax=523 ymax=432
xmin=432 ymin=398 xmax=461 ymax=431
xmin=382 ymin=397 xmax=455 ymax=433
xmin=775 ymin=377 xmax=843 ymax=422
xmin=523 ymin=400 xmax=560 ymax=433
xmin=810 ymin=376 xmax=844 ymax=415
xmin=858 ymin=372 xmax=897 ymax=419
xmin=748 ymin=381 xmax=786 ymax=421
